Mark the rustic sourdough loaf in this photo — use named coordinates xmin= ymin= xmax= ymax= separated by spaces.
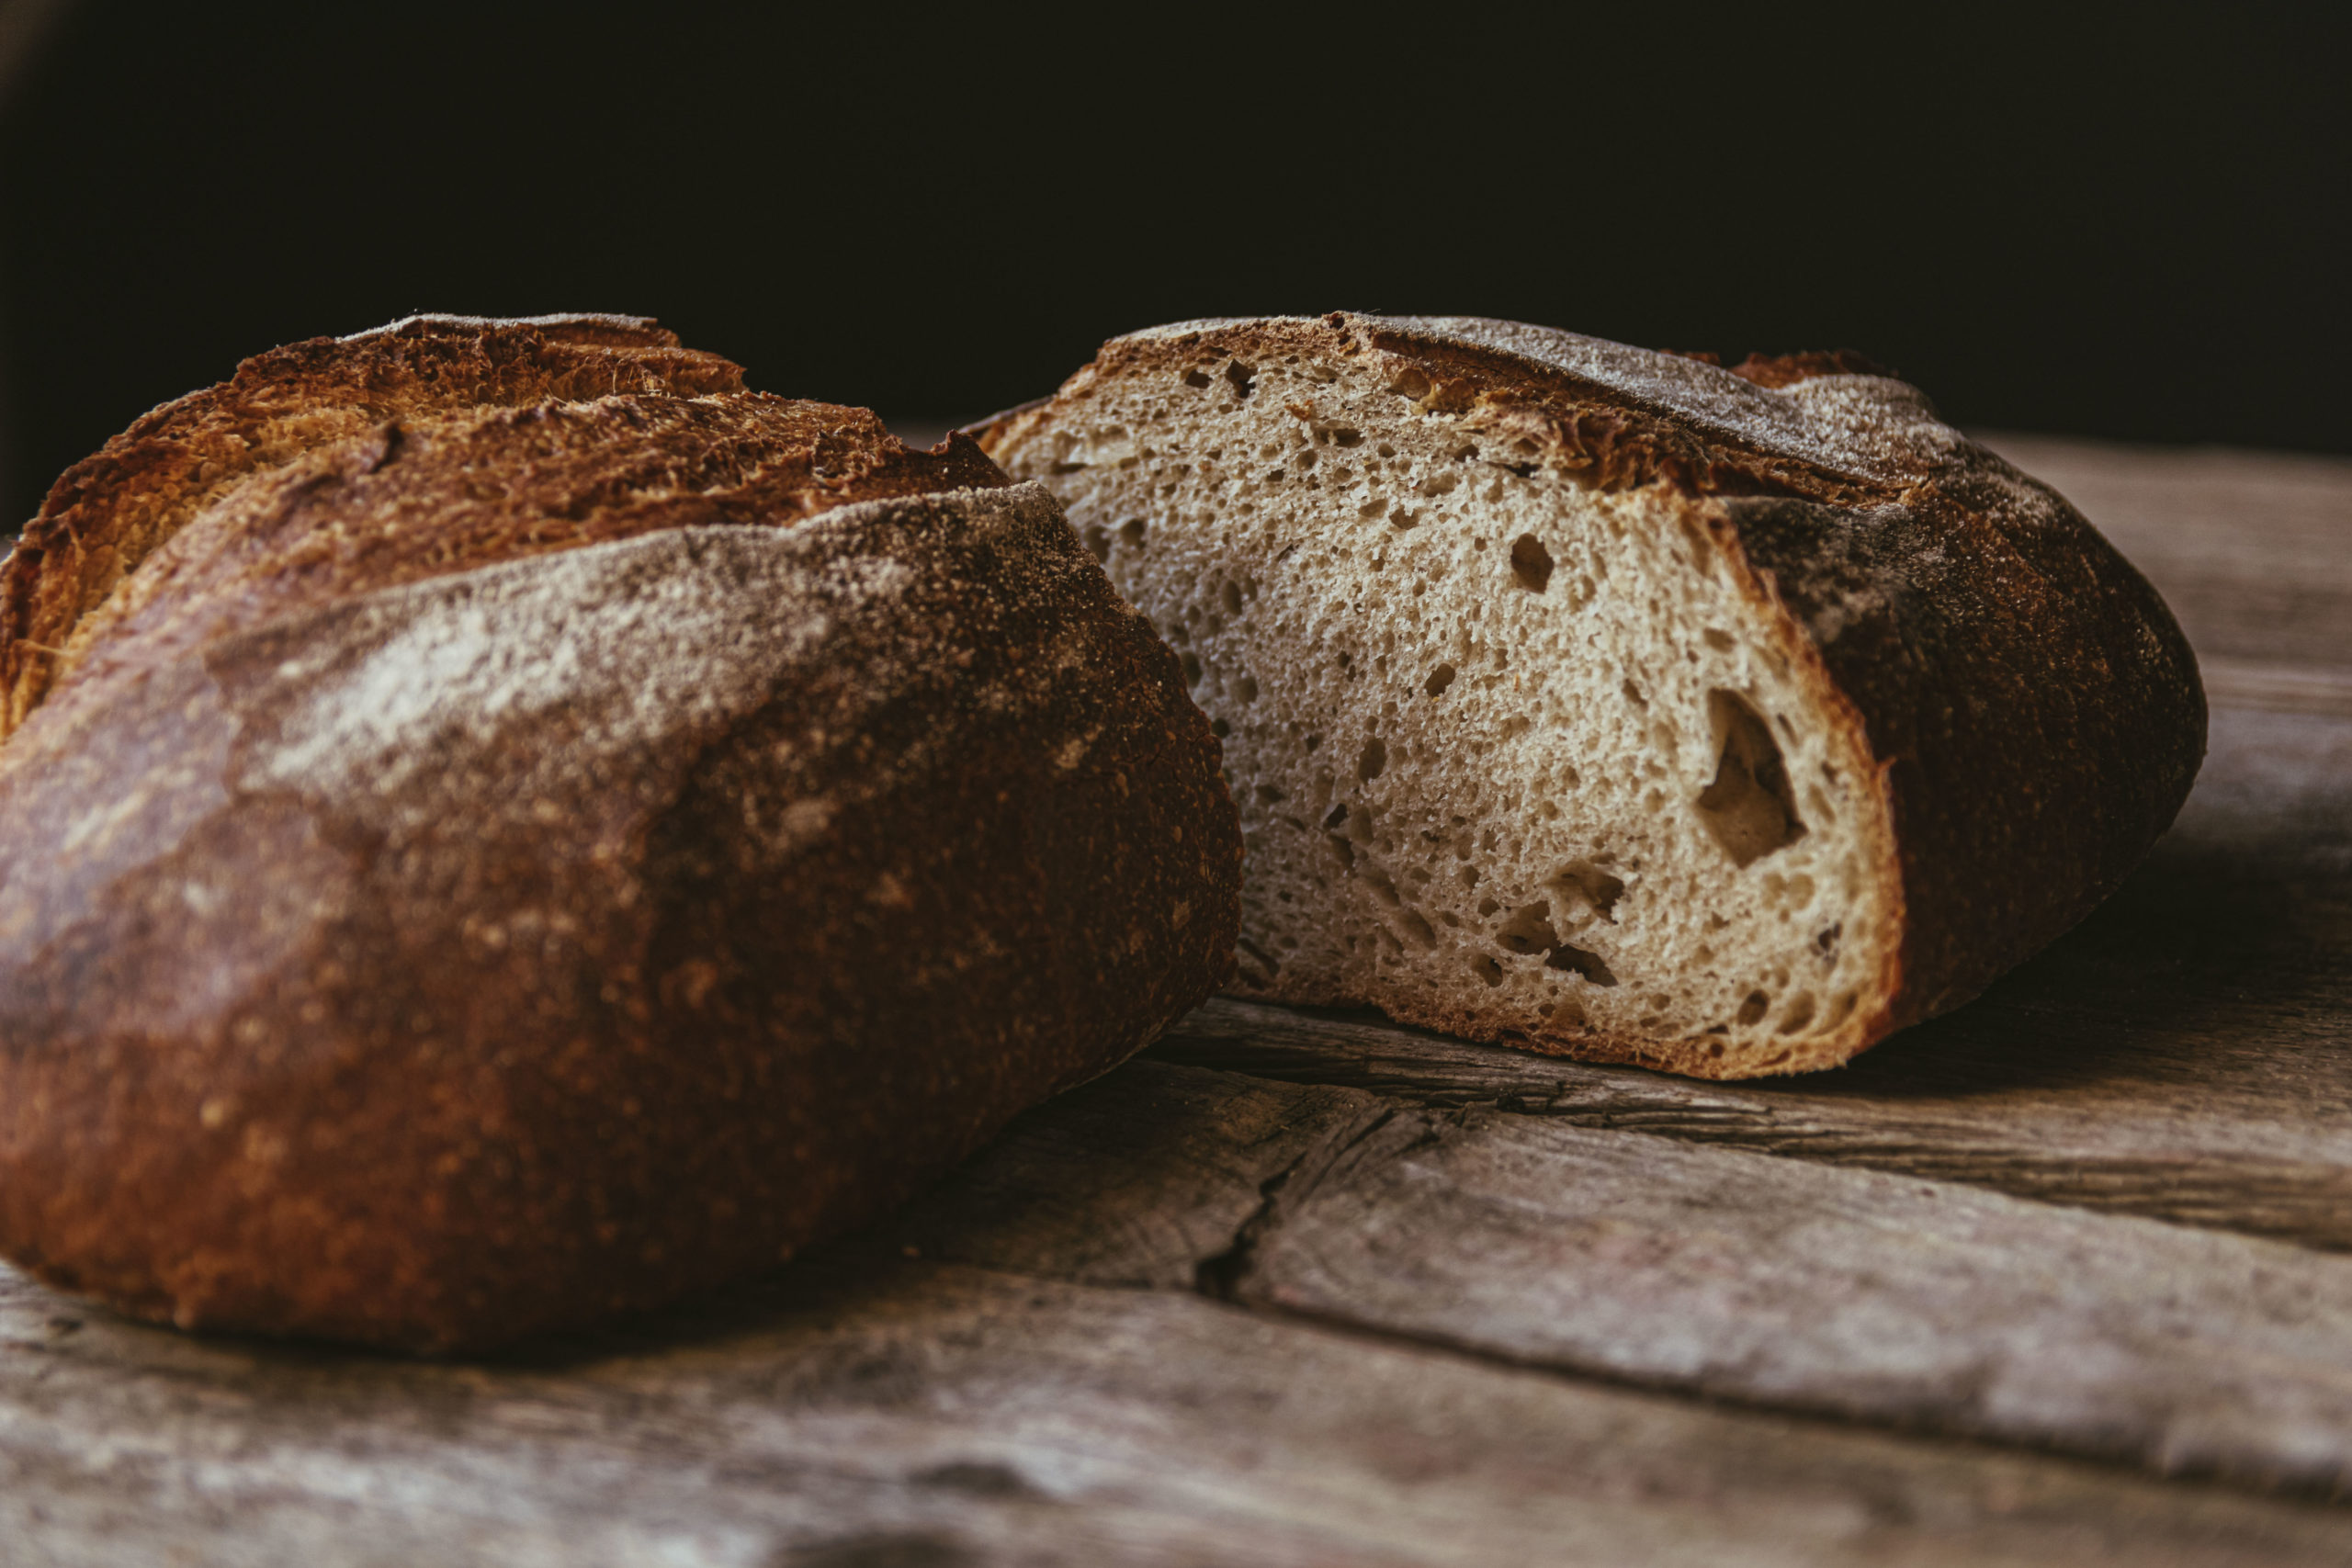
xmin=0 ymin=314 xmax=1240 ymax=1350
xmin=979 ymin=313 xmax=2203 ymax=1078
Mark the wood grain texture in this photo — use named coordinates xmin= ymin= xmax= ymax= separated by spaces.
xmin=877 ymin=1059 xmax=1386 ymax=1290
xmin=7 ymin=1258 xmax=2352 ymax=1568
xmin=1232 ymin=1105 xmax=2352 ymax=1493
xmin=838 ymin=1058 xmax=2352 ymax=1493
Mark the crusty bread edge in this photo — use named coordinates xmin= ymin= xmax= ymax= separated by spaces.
xmin=0 ymin=314 xmax=744 ymax=744
xmin=978 ymin=313 xmax=2203 ymax=1078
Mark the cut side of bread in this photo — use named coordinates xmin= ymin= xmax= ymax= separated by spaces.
xmin=981 ymin=314 xmax=2205 ymax=1078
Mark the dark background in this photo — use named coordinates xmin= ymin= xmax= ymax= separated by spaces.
xmin=1 ymin=2 xmax=2346 ymax=531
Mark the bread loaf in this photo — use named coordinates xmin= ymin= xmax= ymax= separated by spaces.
xmin=978 ymin=313 xmax=2203 ymax=1078
xmin=0 ymin=315 xmax=1241 ymax=1350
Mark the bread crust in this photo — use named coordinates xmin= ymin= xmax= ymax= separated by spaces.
xmin=978 ymin=312 xmax=2204 ymax=1071
xmin=0 ymin=315 xmax=757 ymax=739
xmin=0 ymin=319 xmax=1241 ymax=1348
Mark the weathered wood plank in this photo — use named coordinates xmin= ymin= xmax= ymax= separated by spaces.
xmin=1157 ymin=703 xmax=2352 ymax=1247
xmin=868 ymin=1058 xmax=2352 ymax=1494
xmin=1229 ymin=1104 xmax=2352 ymax=1494
xmin=7 ymin=1257 xmax=2352 ymax=1567
xmin=880 ymin=1060 xmax=1384 ymax=1289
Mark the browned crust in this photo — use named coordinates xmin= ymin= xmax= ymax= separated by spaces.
xmin=979 ymin=312 xmax=2205 ymax=1075
xmin=1 ymin=314 xmax=746 ymax=739
xmin=1724 ymin=349 xmax=1897 ymax=389
xmin=39 ymin=402 xmax=1009 ymax=739
xmin=3 ymin=314 xmax=1007 ymax=751
xmin=0 ymin=322 xmax=1242 ymax=1349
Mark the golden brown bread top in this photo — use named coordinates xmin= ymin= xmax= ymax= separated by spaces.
xmin=0 ymin=314 xmax=1004 ymax=743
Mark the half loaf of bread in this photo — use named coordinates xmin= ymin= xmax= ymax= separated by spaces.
xmin=0 ymin=314 xmax=1240 ymax=1350
xmin=979 ymin=313 xmax=2202 ymax=1078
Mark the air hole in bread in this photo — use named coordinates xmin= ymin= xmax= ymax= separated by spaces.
xmin=1424 ymin=663 xmax=1456 ymax=697
xmin=1778 ymin=993 xmax=1817 ymax=1034
xmin=1120 ymin=518 xmax=1147 ymax=550
xmin=1510 ymin=534 xmax=1554 ymax=592
xmin=1358 ymin=738 xmax=1386 ymax=782
xmin=1496 ymin=902 xmax=1557 ymax=954
xmin=1221 ymin=581 xmax=1245 ymax=615
xmin=1545 ymin=942 xmax=1618 ymax=987
xmin=1736 ymin=990 xmax=1771 ymax=1027
xmin=1225 ymin=361 xmax=1256 ymax=400
xmin=1764 ymin=873 xmax=1815 ymax=911
xmin=1696 ymin=690 xmax=1806 ymax=867
xmin=1549 ymin=861 xmax=1626 ymax=924
xmin=1180 ymin=652 xmax=1203 ymax=687
xmin=1080 ymin=523 xmax=1111 ymax=562
xmin=1184 ymin=369 xmax=1214 ymax=389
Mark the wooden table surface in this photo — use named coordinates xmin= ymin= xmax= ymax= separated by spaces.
xmin=6 ymin=434 xmax=2350 ymax=1567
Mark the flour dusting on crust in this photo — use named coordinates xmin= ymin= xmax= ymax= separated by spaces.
xmin=243 ymin=528 xmax=899 ymax=811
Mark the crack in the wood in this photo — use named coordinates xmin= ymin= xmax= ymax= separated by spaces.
xmin=1193 ymin=1104 xmax=1422 ymax=1302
